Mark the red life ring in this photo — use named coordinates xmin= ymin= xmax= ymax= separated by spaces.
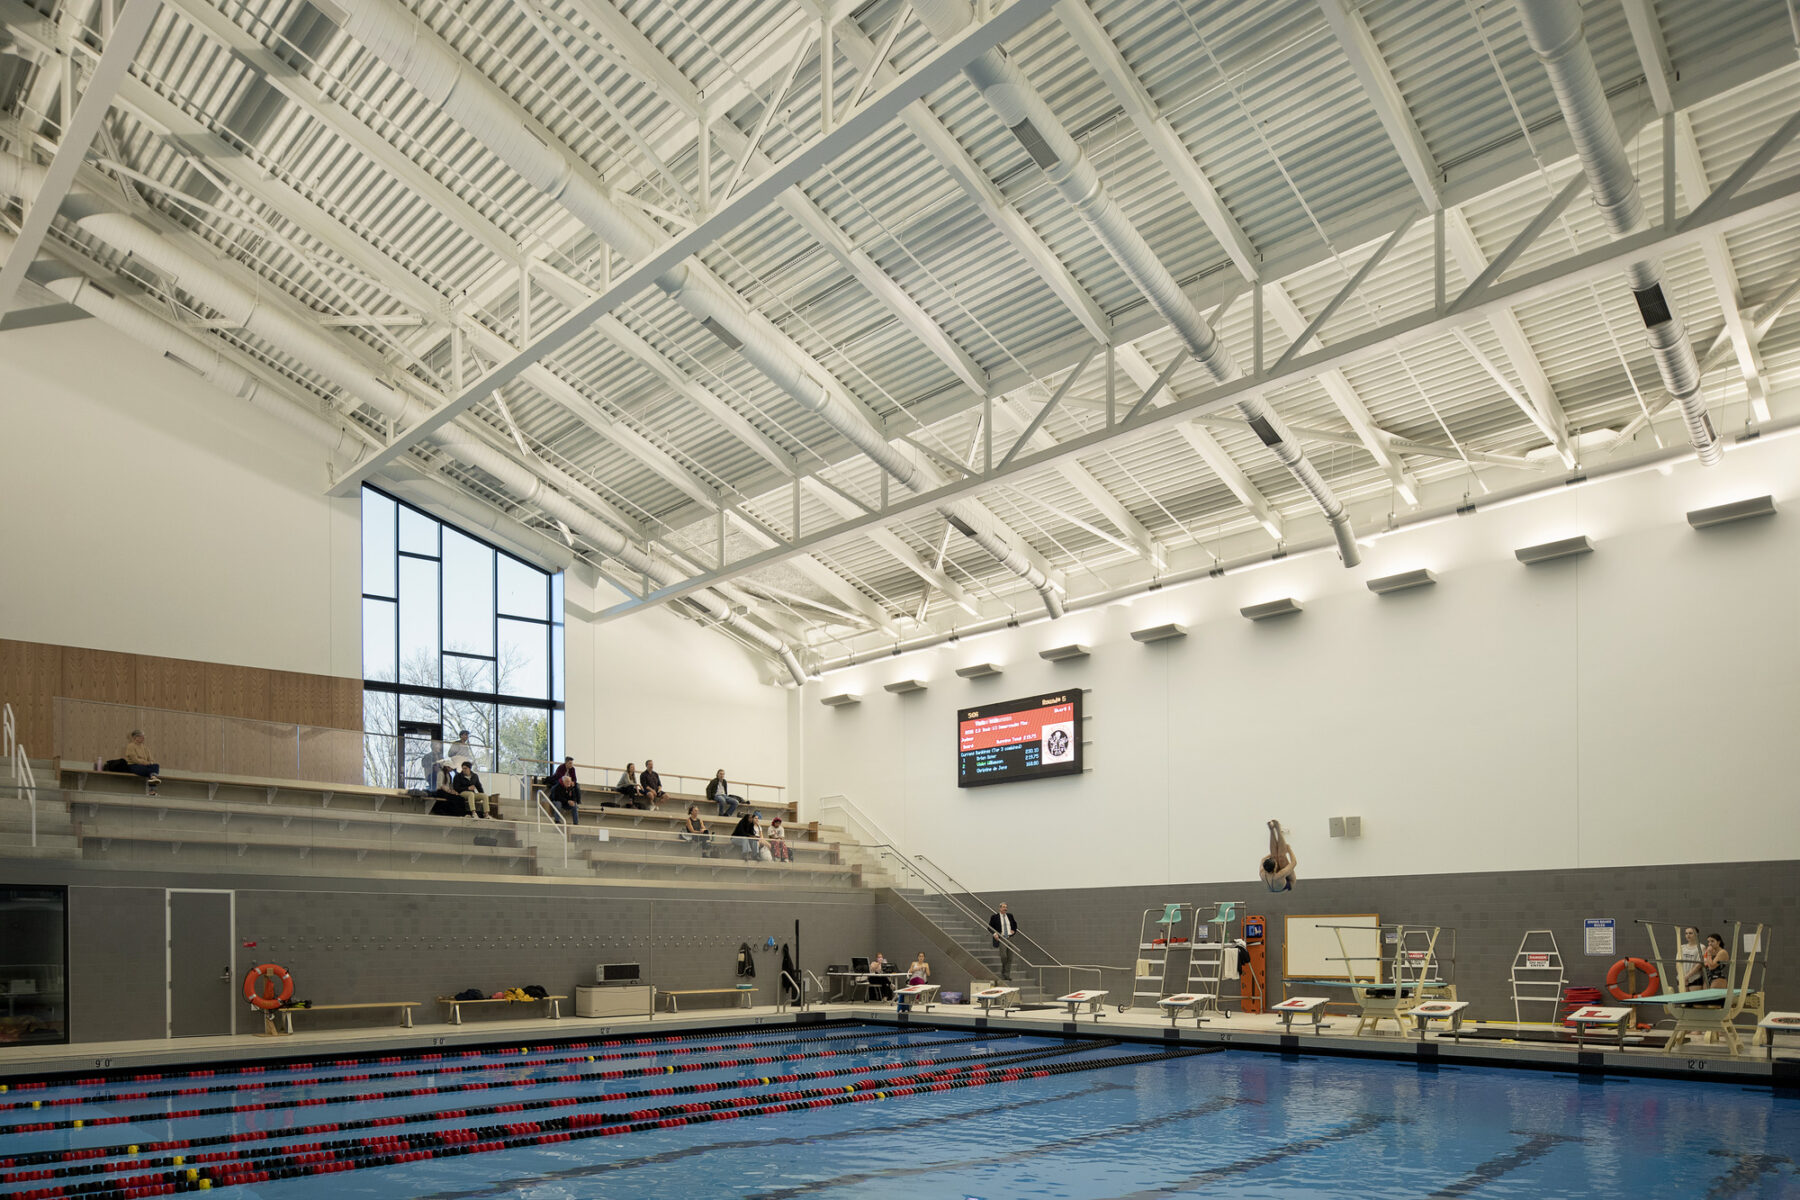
xmin=243 ymin=963 xmax=294 ymax=1011
xmin=1605 ymin=957 xmax=1659 ymax=1001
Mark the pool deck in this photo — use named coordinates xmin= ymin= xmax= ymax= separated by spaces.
xmin=1 ymin=1000 xmax=1793 ymax=1088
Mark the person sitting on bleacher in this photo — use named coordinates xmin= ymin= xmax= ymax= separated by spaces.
xmin=640 ymin=759 xmax=667 ymax=806
xmin=731 ymin=811 xmax=764 ymax=860
xmin=705 ymin=769 xmax=742 ymax=817
xmin=445 ymin=761 xmax=499 ymax=819
xmin=680 ymin=805 xmax=716 ymax=855
xmin=547 ymin=756 xmax=581 ymax=825
xmin=766 ymin=815 xmax=792 ymax=863
xmin=616 ymin=763 xmax=651 ymax=809
xmin=116 ymin=730 xmax=161 ymax=796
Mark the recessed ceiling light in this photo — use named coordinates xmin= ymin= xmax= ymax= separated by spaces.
xmin=1515 ymin=535 xmax=1593 ymax=565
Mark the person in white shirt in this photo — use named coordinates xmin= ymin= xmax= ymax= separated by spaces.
xmin=437 ymin=730 xmax=476 ymax=790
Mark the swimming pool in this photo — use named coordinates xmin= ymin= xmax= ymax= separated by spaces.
xmin=2 ymin=1023 xmax=1795 ymax=1198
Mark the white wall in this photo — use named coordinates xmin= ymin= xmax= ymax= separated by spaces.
xmin=563 ymin=572 xmax=789 ymax=796
xmin=800 ymin=436 xmax=1800 ymax=891
xmin=0 ymin=319 xmax=360 ymax=677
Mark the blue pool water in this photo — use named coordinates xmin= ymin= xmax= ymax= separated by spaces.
xmin=2 ymin=1024 xmax=1796 ymax=1198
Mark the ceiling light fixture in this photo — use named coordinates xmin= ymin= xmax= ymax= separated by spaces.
xmin=1687 ymin=495 xmax=1776 ymax=529
xmin=1515 ymin=536 xmax=1593 ymax=565
xmin=1240 ymin=598 xmax=1302 ymax=621
xmin=1366 ymin=568 xmax=1437 ymax=595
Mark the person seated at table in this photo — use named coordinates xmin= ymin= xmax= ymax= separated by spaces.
xmin=731 ymin=811 xmax=766 ymax=860
xmin=680 ymin=805 xmax=715 ymax=855
xmin=705 ymin=769 xmax=742 ymax=818
xmin=111 ymin=729 xmax=162 ymax=796
xmin=766 ymin=815 xmax=793 ymax=862
xmin=640 ymin=759 xmax=667 ymax=806
xmin=616 ymin=763 xmax=651 ymax=809
xmin=547 ymin=756 xmax=581 ymax=825
xmin=868 ymin=952 xmax=893 ymax=1000
xmin=444 ymin=761 xmax=498 ymax=819
xmin=908 ymin=952 xmax=931 ymax=985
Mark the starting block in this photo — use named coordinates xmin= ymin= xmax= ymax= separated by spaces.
xmin=1757 ymin=1012 xmax=1800 ymax=1060
xmin=1157 ymin=992 xmax=1215 ymax=1026
xmin=1566 ymin=1005 xmax=1634 ymax=1049
xmin=1056 ymin=989 xmax=1109 ymax=1021
xmin=1407 ymin=999 xmax=1471 ymax=1041
xmin=972 ymin=986 xmax=1020 ymax=1015
xmin=1272 ymin=996 xmax=1330 ymax=1034
xmin=894 ymin=983 xmax=940 ymax=1012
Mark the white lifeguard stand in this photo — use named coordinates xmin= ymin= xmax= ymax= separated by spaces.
xmin=1130 ymin=903 xmax=1189 ymax=1011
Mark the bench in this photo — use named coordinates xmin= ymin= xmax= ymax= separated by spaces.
xmin=275 ymin=1001 xmax=420 ymax=1035
xmin=68 ymin=791 xmax=522 ymax=846
xmin=75 ymin=821 xmax=535 ymax=873
xmin=61 ymin=761 xmax=421 ymax=813
xmin=661 ymin=986 xmax=754 ymax=1013
xmin=582 ymin=847 xmax=859 ymax=885
xmin=437 ymin=994 xmax=565 ymax=1024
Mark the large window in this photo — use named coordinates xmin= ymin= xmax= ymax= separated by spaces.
xmin=361 ymin=486 xmax=563 ymax=786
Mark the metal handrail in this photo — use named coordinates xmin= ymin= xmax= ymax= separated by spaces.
xmin=528 ymin=784 xmax=569 ymax=868
xmin=815 ymin=793 xmax=898 ymax=849
xmin=519 ymin=758 xmax=787 ymax=809
xmin=911 ymin=852 xmax=1065 ymax=968
xmin=4 ymin=702 xmax=38 ymax=847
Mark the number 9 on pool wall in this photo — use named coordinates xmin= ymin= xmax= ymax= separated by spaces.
xmin=956 ymin=691 xmax=1083 ymax=788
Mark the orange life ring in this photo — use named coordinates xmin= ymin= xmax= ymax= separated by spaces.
xmin=243 ymin=963 xmax=294 ymax=1011
xmin=1605 ymin=957 xmax=1659 ymax=1001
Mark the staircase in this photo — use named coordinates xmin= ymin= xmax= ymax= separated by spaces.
xmin=887 ymin=885 xmax=1053 ymax=1005
xmin=0 ymin=757 xmax=80 ymax=859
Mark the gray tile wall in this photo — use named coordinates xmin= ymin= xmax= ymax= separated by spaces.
xmin=7 ymin=862 xmax=874 ymax=1043
xmin=975 ymin=858 xmax=1797 ymax=1017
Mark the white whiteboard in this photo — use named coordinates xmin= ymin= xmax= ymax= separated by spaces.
xmin=1283 ymin=914 xmax=1381 ymax=981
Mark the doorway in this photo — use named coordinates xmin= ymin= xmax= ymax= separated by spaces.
xmin=166 ymin=890 xmax=235 ymax=1037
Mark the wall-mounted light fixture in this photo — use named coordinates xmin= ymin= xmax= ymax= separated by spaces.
xmin=1240 ymin=598 xmax=1302 ymax=621
xmin=1366 ymin=568 xmax=1437 ymax=595
xmin=955 ymin=663 xmax=1004 ymax=679
xmin=1039 ymin=644 xmax=1091 ymax=662
xmin=1130 ymin=623 xmax=1188 ymax=644
xmin=1687 ymin=495 xmax=1776 ymax=529
xmin=883 ymin=679 xmax=928 ymax=694
xmin=820 ymin=693 xmax=861 ymax=707
xmin=1515 ymin=535 xmax=1593 ymax=565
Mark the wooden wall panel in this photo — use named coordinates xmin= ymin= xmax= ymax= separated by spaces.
xmin=205 ymin=664 xmax=270 ymax=723
xmin=326 ymin=677 xmax=363 ymax=732
xmin=0 ymin=638 xmax=62 ymax=751
xmin=269 ymin=670 xmax=334 ymax=730
xmin=135 ymin=655 xmax=207 ymax=714
xmin=59 ymin=647 xmax=135 ymax=706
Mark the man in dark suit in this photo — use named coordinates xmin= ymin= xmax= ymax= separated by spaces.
xmin=988 ymin=903 xmax=1020 ymax=981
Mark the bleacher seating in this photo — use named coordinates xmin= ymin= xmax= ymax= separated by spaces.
xmin=43 ymin=760 xmax=865 ymax=890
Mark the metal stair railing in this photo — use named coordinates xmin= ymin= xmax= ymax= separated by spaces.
xmin=4 ymin=702 xmax=38 ymax=847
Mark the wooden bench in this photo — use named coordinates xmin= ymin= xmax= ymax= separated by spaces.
xmin=275 ymin=1001 xmax=420 ymax=1035
xmin=60 ymin=761 xmax=425 ymax=814
xmin=660 ymin=986 xmax=754 ymax=1013
xmin=68 ymin=791 xmax=522 ymax=846
xmin=438 ymin=994 xmax=566 ymax=1023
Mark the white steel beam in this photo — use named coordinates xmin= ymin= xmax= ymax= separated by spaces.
xmin=0 ymin=0 xmax=160 ymax=315
xmin=594 ymin=157 xmax=1800 ymax=612
xmin=1116 ymin=346 xmax=1284 ymax=541
xmin=833 ymin=16 xmax=1112 ymax=343
xmin=1054 ymin=0 xmax=1259 ymax=282
xmin=1315 ymin=0 xmax=1442 ymax=212
xmin=558 ymin=0 xmax=705 ymax=119
xmin=1261 ymin=282 xmax=1421 ymax=504
xmin=328 ymin=0 xmax=1061 ymax=496
xmin=1442 ymin=207 xmax=1574 ymax=459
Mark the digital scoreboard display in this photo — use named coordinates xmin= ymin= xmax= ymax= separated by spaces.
xmin=957 ymin=691 xmax=1082 ymax=788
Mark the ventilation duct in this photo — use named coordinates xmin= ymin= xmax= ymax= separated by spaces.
xmin=330 ymin=0 xmax=1067 ymax=618
xmin=908 ymin=0 xmax=1361 ymax=567
xmin=0 ymin=154 xmax=807 ymax=684
xmin=1513 ymin=0 xmax=1719 ymax=465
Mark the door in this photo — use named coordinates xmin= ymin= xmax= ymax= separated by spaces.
xmin=399 ymin=720 xmax=444 ymax=792
xmin=167 ymin=890 xmax=234 ymax=1037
